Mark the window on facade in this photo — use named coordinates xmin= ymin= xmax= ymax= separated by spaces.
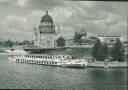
xmin=50 ymin=57 xmax=52 ymax=59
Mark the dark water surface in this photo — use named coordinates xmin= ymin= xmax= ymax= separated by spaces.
xmin=0 ymin=55 xmax=127 ymax=90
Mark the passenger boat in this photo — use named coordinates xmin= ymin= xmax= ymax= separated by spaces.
xmin=8 ymin=49 xmax=88 ymax=68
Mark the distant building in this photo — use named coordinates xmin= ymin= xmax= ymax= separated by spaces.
xmin=98 ymin=35 xmax=124 ymax=44
xmin=66 ymin=27 xmax=97 ymax=46
xmin=86 ymin=37 xmax=99 ymax=44
xmin=34 ymin=10 xmax=60 ymax=47
xmin=66 ymin=39 xmax=75 ymax=46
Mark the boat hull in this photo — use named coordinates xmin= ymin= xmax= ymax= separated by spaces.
xmin=60 ymin=64 xmax=86 ymax=68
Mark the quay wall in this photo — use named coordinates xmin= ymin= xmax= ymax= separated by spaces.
xmin=87 ymin=61 xmax=127 ymax=68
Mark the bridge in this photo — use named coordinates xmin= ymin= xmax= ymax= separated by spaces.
xmin=0 ymin=45 xmax=127 ymax=54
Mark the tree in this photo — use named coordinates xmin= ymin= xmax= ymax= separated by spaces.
xmin=56 ymin=37 xmax=66 ymax=46
xmin=91 ymin=39 xmax=102 ymax=61
xmin=73 ymin=32 xmax=82 ymax=45
xmin=111 ymin=38 xmax=124 ymax=62
xmin=97 ymin=43 xmax=109 ymax=61
xmin=4 ymin=39 xmax=14 ymax=47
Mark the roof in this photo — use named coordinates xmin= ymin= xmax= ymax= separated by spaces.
xmin=40 ymin=11 xmax=53 ymax=23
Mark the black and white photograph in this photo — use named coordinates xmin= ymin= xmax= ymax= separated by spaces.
xmin=0 ymin=0 xmax=127 ymax=90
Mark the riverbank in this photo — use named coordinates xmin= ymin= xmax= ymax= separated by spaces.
xmin=0 ymin=51 xmax=127 ymax=69
xmin=87 ymin=61 xmax=127 ymax=68
xmin=0 ymin=55 xmax=127 ymax=90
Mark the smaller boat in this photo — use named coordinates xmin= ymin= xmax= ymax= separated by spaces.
xmin=60 ymin=58 xmax=88 ymax=68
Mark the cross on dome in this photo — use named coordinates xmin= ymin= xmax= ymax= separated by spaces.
xmin=46 ymin=10 xmax=48 ymax=14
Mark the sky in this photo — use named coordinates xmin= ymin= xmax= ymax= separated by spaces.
xmin=0 ymin=0 xmax=127 ymax=41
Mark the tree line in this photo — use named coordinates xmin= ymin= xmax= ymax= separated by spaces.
xmin=0 ymin=39 xmax=34 ymax=47
xmin=91 ymin=38 xmax=124 ymax=62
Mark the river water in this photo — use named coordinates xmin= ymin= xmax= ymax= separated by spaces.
xmin=0 ymin=55 xmax=127 ymax=90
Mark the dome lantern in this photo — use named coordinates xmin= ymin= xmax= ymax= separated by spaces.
xmin=46 ymin=10 xmax=48 ymax=14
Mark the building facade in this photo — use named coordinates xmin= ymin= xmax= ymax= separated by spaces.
xmin=34 ymin=11 xmax=60 ymax=47
xmin=98 ymin=35 xmax=124 ymax=44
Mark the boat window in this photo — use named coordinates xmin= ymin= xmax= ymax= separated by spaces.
xmin=45 ymin=56 xmax=47 ymax=59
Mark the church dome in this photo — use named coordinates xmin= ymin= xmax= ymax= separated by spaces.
xmin=40 ymin=11 xmax=53 ymax=23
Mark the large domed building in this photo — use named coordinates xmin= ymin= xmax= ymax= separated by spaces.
xmin=34 ymin=10 xmax=60 ymax=47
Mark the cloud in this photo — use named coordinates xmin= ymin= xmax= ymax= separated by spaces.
xmin=0 ymin=0 xmax=127 ymax=40
xmin=26 ymin=10 xmax=43 ymax=25
xmin=51 ymin=7 xmax=75 ymax=24
xmin=2 ymin=10 xmax=43 ymax=40
xmin=108 ymin=21 xmax=127 ymax=35
xmin=16 ymin=0 xmax=30 ymax=8
xmin=0 ymin=0 xmax=11 ymax=3
xmin=2 ymin=15 xmax=34 ymax=40
xmin=27 ymin=0 xmax=64 ymax=10
xmin=104 ymin=13 xmax=120 ymax=25
xmin=3 ymin=15 xmax=28 ymax=29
